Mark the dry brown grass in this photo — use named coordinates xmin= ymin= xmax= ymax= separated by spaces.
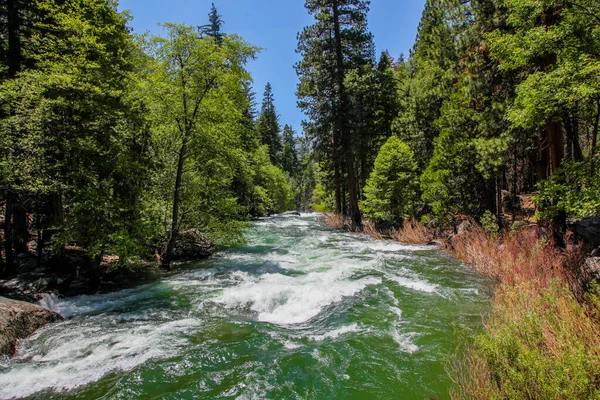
xmin=448 ymin=225 xmax=584 ymax=291
xmin=362 ymin=220 xmax=383 ymax=240
xmin=390 ymin=219 xmax=432 ymax=245
xmin=320 ymin=213 xmax=346 ymax=230
xmin=448 ymin=224 xmax=598 ymax=399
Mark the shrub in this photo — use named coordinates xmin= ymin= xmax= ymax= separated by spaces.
xmin=391 ymin=219 xmax=432 ymax=244
xmin=451 ymin=280 xmax=600 ymax=400
xmin=480 ymin=210 xmax=499 ymax=236
xmin=361 ymin=136 xmax=418 ymax=222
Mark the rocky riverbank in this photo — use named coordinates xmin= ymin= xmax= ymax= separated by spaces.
xmin=0 ymin=297 xmax=62 ymax=356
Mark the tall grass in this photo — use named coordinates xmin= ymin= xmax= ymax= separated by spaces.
xmin=320 ymin=213 xmax=345 ymax=230
xmin=361 ymin=220 xmax=384 ymax=240
xmin=390 ymin=219 xmax=432 ymax=245
xmin=448 ymin=225 xmax=600 ymax=399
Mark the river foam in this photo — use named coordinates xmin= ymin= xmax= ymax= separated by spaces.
xmin=0 ymin=214 xmax=492 ymax=399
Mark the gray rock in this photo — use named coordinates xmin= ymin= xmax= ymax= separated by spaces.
xmin=172 ymin=229 xmax=215 ymax=262
xmin=0 ymin=297 xmax=62 ymax=356
xmin=573 ymin=217 xmax=600 ymax=247
xmin=280 ymin=211 xmax=301 ymax=216
xmin=583 ymin=257 xmax=600 ymax=280
xmin=457 ymin=219 xmax=476 ymax=237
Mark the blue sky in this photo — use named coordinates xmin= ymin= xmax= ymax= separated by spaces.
xmin=118 ymin=0 xmax=426 ymax=133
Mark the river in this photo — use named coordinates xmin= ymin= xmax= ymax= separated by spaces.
xmin=0 ymin=214 xmax=492 ymax=399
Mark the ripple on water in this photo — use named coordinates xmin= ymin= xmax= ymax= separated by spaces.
xmin=0 ymin=214 xmax=492 ymax=399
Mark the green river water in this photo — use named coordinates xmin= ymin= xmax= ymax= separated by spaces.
xmin=0 ymin=214 xmax=493 ymax=399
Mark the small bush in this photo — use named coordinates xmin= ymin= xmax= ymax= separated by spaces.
xmin=480 ymin=210 xmax=499 ymax=236
xmin=362 ymin=220 xmax=383 ymax=240
xmin=320 ymin=213 xmax=345 ymax=229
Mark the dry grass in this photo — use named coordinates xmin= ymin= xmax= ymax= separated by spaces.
xmin=320 ymin=213 xmax=346 ymax=230
xmin=448 ymin=224 xmax=599 ymax=399
xmin=390 ymin=219 xmax=432 ymax=245
xmin=448 ymin=225 xmax=584 ymax=290
xmin=362 ymin=220 xmax=383 ymax=240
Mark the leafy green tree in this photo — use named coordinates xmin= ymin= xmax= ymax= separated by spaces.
xmin=142 ymin=23 xmax=257 ymax=267
xmin=361 ymin=136 xmax=418 ymax=222
xmin=0 ymin=0 xmax=144 ymax=274
xmin=281 ymin=125 xmax=300 ymax=177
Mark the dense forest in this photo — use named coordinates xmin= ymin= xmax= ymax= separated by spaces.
xmin=0 ymin=1 xmax=308 ymax=274
xmin=2 ymin=0 xmax=598 ymax=273
xmin=299 ymin=0 xmax=599 ymax=234
xmin=2 ymin=0 xmax=600 ymax=398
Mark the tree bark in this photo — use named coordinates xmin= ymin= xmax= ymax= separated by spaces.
xmin=332 ymin=0 xmax=362 ymax=229
xmin=162 ymin=140 xmax=187 ymax=269
xmin=3 ymin=192 xmax=15 ymax=276
xmin=7 ymin=0 xmax=22 ymax=79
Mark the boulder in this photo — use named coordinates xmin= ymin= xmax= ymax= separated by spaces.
xmin=573 ymin=217 xmax=600 ymax=247
xmin=583 ymin=257 xmax=600 ymax=281
xmin=456 ymin=219 xmax=476 ymax=237
xmin=0 ymin=297 xmax=62 ymax=356
xmin=172 ymin=229 xmax=215 ymax=262
xmin=280 ymin=211 xmax=301 ymax=216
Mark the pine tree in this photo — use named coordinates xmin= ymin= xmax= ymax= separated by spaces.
xmin=296 ymin=0 xmax=375 ymax=228
xmin=200 ymin=2 xmax=224 ymax=45
xmin=256 ymin=83 xmax=282 ymax=165
xmin=281 ymin=125 xmax=300 ymax=177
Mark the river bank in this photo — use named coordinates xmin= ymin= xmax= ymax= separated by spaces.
xmin=337 ymin=215 xmax=600 ymax=399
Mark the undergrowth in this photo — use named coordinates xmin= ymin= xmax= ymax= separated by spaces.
xmin=448 ymin=225 xmax=600 ymax=400
xmin=390 ymin=219 xmax=432 ymax=244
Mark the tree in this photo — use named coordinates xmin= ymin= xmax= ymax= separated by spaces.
xmin=281 ymin=125 xmax=300 ymax=177
xmin=296 ymin=0 xmax=375 ymax=228
xmin=256 ymin=82 xmax=282 ymax=165
xmin=143 ymin=23 xmax=257 ymax=268
xmin=394 ymin=0 xmax=457 ymax=172
xmin=361 ymin=136 xmax=418 ymax=222
xmin=200 ymin=3 xmax=224 ymax=45
xmin=0 ymin=0 xmax=143 ymax=275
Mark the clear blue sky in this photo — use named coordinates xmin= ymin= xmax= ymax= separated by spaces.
xmin=117 ymin=0 xmax=426 ymax=133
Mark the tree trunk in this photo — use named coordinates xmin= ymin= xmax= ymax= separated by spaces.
xmin=591 ymin=98 xmax=599 ymax=176
xmin=332 ymin=0 xmax=361 ymax=229
xmin=162 ymin=140 xmax=187 ymax=269
xmin=3 ymin=192 xmax=15 ymax=276
xmin=7 ymin=0 xmax=22 ymax=79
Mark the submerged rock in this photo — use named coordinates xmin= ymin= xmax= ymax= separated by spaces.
xmin=172 ymin=229 xmax=215 ymax=262
xmin=0 ymin=297 xmax=62 ymax=356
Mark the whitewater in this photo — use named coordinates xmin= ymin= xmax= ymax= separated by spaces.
xmin=0 ymin=214 xmax=492 ymax=399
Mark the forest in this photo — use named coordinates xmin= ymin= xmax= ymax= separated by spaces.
xmin=2 ymin=0 xmax=598 ymax=272
xmin=1 ymin=0 xmax=600 ymax=397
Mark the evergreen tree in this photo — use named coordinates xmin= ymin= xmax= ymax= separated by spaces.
xmin=394 ymin=0 xmax=457 ymax=171
xmin=296 ymin=0 xmax=375 ymax=228
xmin=361 ymin=136 xmax=418 ymax=222
xmin=256 ymin=82 xmax=282 ymax=165
xmin=200 ymin=3 xmax=224 ymax=45
xmin=281 ymin=125 xmax=300 ymax=177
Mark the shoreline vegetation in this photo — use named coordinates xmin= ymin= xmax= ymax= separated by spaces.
xmin=2 ymin=0 xmax=600 ymax=398
xmin=322 ymin=212 xmax=600 ymax=399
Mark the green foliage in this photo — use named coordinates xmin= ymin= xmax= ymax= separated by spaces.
xmin=480 ymin=210 xmax=499 ymax=235
xmin=361 ymin=136 xmax=418 ymax=221
xmin=256 ymin=83 xmax=282 ymax=166
xmin=310 ymin=184 xmax=334 ymax=213
xmin=467 ymin=280 xmax=600 ymax=399
xmin=535 ymin=159 xmax=600 ymax=221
